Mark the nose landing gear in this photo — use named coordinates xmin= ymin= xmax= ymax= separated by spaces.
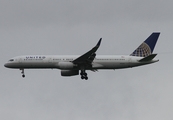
xmin=20 ymin=69 xmax=25 ymax=78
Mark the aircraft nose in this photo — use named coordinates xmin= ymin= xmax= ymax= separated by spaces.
xmin=4 ymin=63 xmax=10 ymax=68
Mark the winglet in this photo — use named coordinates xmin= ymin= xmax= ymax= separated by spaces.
xmin=96 ymin=38 xmax=102 ymax=48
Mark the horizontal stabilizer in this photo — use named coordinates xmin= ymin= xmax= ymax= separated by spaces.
xmin=139 ymin=54 xmax=157 ymax=62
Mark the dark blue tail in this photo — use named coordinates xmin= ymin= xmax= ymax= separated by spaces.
xmin=130 ymin=32 xmax=160 ymax=57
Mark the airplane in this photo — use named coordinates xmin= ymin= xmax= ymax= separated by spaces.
xmin=4 ymin=32 xmax=160 ymax=80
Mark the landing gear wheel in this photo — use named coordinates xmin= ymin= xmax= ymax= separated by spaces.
xmin=85 ymin=77 xmax=88 ymax=80
xmin=81 ymin=76 xmax=85 ymax=79
xmin=80 ymin=70 xmax=88 ymax=80
xmin=20 ymin=69 xmax=25 ymax=78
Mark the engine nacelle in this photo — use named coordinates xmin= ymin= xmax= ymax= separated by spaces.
xmin=58 ymin=62 xmax=75 ymax=69
xmin=61 ymin=70 xmax=79 ymax=76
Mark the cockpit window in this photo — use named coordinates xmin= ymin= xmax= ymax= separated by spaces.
xmin=9 ymin=59 xmax=14 ymax=62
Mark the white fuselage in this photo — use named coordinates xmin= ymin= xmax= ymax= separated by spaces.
xmin=4 ymin=55 xmax=159 ymax=70
xmin=4 ymin=33 xmax=160 ymax=79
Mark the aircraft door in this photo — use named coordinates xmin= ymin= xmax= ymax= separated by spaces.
xmin=128 ymin=58 xmax=132 ymax=63
xmin=48 ymin=57 xmax=52 ymax=63
xmin=19 ymin=58 xmax=23 ymax=63
xmin=128 ymin=57 xmax=132 ymax=68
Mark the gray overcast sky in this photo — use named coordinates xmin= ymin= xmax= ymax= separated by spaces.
xmin=1 ymin=0 xmax=173 ymax=120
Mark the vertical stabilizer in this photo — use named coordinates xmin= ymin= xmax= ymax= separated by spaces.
xmin=130 ymin=33 xmax=160 ymax=57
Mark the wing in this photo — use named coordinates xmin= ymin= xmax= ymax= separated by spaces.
xmin=73 ymin=38 xmax=102 ymax=67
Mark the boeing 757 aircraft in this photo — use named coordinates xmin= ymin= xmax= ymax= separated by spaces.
xmin=4 ymin=33 xmax=160 ymax=80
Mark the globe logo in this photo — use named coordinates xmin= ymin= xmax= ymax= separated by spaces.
xmin=131 ymin=42 xmax=151 ymax=57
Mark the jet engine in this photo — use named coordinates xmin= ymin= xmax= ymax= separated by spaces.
xmin=61 ymin=70 xmax=79 ymax=76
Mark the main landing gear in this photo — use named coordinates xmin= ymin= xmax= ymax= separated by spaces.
xmin=80 ymin=70 xmax=88 ymax=80
xmin=20 ymin=69 xmax=25 ymax=78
